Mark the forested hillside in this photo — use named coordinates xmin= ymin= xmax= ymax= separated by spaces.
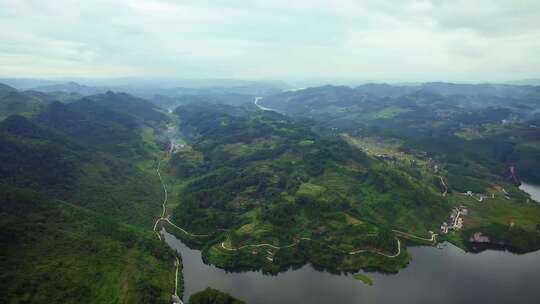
xmin=0 ymin=87 xmax=176 ymax=303
xmin=167 ymin=103 xmax=448 ymax=273
xmin=258 ymin=84 xmax=540 ymax=253
xmin=2 ymin=81 xmax=540 ymax=302
xmin=261 ymin=83 xmax=540 ymax=185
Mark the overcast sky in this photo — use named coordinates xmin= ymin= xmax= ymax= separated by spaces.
xmin=1 ymin=0 xmax=539 ymax=82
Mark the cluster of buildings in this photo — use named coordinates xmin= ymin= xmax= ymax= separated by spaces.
xmin=440 ymin=206 xmax=468 ymax=234
xmin=375 ymin=154 xmax=398 ymax=162
xmin=463 ymin=190 xmax=489 ymax=202
xmin=169 ymin=142 xmax=187 ymax=154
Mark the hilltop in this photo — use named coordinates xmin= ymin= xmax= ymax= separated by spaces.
xmin=165 ymin=103 xmax=449 ymax=273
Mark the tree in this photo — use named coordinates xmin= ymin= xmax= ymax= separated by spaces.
xmin=188 ymin=287 xmax=245 ymax=304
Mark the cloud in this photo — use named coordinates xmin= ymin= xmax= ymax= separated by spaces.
xmin=0 ymin=0 xmax=539 ymax=82
xmin=429 ymin=0 xmax=540 ymax=35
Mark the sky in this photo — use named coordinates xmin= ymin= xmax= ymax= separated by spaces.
xmin=1 ymin=0 xmax=539 ymax=83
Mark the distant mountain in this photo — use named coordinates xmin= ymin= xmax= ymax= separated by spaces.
xmin=7 ymin=78 xmax=288 ymax=109
xmin=174 ymin=102 xmax=255 ymax=121
xmin=419 ymin=82 xmax=540 ymax=98
xmin=151 ymin=92 xmax=258 ymax=111
xmin=22 ymin=89 xmax=82 ymax=103
xmin=0 ymin=78 xmax=62 ymax=90
xmin=506 ymin=79 xmax=540 ymax=86
xmin=0 ymin=83 xmax=17 ymax=97
xmin=262 ymin=83 xmax=540 ymax=117
xmin=0 ymin=89 xmax=47 ymax=120
xmin=83 ymin=77 xmax=289 ymax=91
xmin=0 ymin=84 xmax=87 ymax=120
xmin=86 ymin=91 xmax=170 ymax=125
xmin=354 ymin=83 xmax=413 ymax=97
xmin=293 ymin=84 xmax=539 ymax=183
xmin=33 ymin=81 xmax=108 ymax=96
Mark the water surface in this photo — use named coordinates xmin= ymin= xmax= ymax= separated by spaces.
xmin=520 ymin=182 xmax=540 ymax=202
xmin=163 ymin=230 xmax=540 ymax=304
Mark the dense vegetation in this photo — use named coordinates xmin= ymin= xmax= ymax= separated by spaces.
xmin=261 ymin=83 xmax=540 ymax=185
xmin=188 ymin=288 xmax=246 ymax=304
xmin=0 ymin=83 xmax=81 ymax=120
xmin=0 ymin=87 xmax=177 ymax=303
xmin=0 ymin=186 xmax=173 ymax=303
xmin=260 ymin=83 xmax=540 ymax=251
xmin=167 ymin=103 xmax=448 ymax=273
xmin=3 ymin=80 xmax=540 ymax=302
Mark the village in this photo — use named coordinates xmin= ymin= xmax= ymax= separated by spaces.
xmin=169 ymin=139 xmax=195 ymax=155
xmin=462 ymin=190 xmax=492 ymax=202
xmin=440 ymin=206 xmax=468 ymax=234
xmin=169 ymin=142 xmax=187 ymax=154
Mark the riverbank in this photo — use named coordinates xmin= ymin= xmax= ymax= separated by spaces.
xmin=163 ymin=230 xmax=540 ymax=304
xmin=520 ymin=182 xmax=540 ymax=202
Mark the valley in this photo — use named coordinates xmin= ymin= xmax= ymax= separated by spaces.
xmin=2 ymin=81 xmax=540 ymax=303
xmin=3 ymin=2 xmax=540 ymax=303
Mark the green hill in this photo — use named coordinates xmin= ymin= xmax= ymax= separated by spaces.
xmin=0 ymin=186 xmax=174 ymax=304
xmin=0 ymin=83 xmax=82 ymax=120
xmin=167 ymin=104 xmax=448 ymax=273
xmin=0 ymin=90 xmax=176 ymax=302
xmin=259 ymin=85 xmax=540 ymax=253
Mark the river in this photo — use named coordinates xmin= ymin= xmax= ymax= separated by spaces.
xmin=254 ymin=97 xmax=281 ymax=113
xmin=520 ymin=182 xmax=540 ymax=202
xmin=162 ymin=229 xmax=540 ymax=304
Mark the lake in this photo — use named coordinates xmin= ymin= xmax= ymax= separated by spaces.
xmin=162 ymin=229 xmax=540 ymax=304
xmin=520 ymin=182 xmax=540 ymax=202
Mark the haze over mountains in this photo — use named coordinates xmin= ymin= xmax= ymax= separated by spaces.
xmin=3 ymin=0 xmax=540 ymax=303
xmin=2 ymin=76 xmax=540 ymax=303
xmin=3 ymin=77 xmax=540 ymax=110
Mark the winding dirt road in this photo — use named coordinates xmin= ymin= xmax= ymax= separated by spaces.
xmin=221 ymin=241 xmax=297 ymax=251
xmin=153 ymin=152 xmax=435 ymax=262
xmin=392 ymin=230 xmax=438 ymax=243
xmin=152 ymin=159 xmax=167 ymax=240
xmin=163 ymin=218 xmax=209 ymax=237
xmin=153 ymin=157 xmax=209 ymax=239
xmin=150 ymin=155 xmax=187 ymax=303
xmin=221 ymin=236 xmax=403 ymax=258
xmin=439 ymin=176 xmax=448 ymax=197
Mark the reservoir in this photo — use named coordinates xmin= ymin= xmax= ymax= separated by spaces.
xmin=163 ymin=229 xmax=540 ymax=304
xmin=520 ymin=182 xmax=540 ymax=202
